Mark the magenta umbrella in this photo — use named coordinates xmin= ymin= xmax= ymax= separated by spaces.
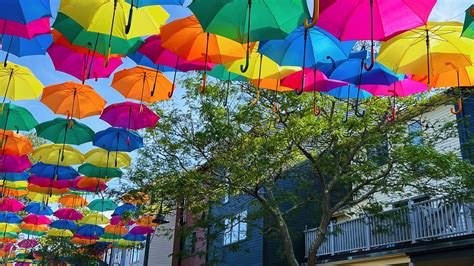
xmin=54 ymin=208 xmax=83 ymax=221
xmin=23 ymin=214 xmax=52 ymax=225
xmin=0 ymin=198 xmax=25 ymax=212
xmin=129 ymin=226 xmax=154 ymax=235
xmin=100 ymin=102 xmax=160 ymax=130
xmin=28 ymin=176 xmax=72 ymax=189
xmin=0 ymin=155 xmax=31 ymax=173
xmin=110 ymin=215 xmax=134 ymax=226
xmin=47 ymin=42 xmax=122 ymax=82
xmin=18 ymin=239 xmax=38 ymax=249
xmin=317 ymin=0 xmax=436 ymax=70
xmin=0 ymin=18 xmax=51 ymax=39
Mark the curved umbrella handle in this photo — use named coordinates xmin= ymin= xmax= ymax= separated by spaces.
xmin=326 ymin=56 xmax=336 ymax=69
xmin=200 ymin=73 xmax=207 ymax=93
xmin=385 ymin=108 xmax=396 ymax=122
xmin=342 ymin=111 xmax=349 ymax=123
xmin=450 ymin=98 xmax=463 ymax=115
xmin=125 ymin=0 xmax=134 ymax=34
xmin=355 ymin=103 xmax=365 ymax=117
xmin=314 ymin=103 xmax=321 ymax=116
xmin=363 ymin=48 xmax=375 ymax=71
xmin=240 ymin=50 xmax=250 ymax=73
xmin=241 ymin=0 xmax=252 ymax=73
xmin=251 ymin=89 xmax=260 ymax=105
xmin=304 ymin=0 xmax=319 ymax=28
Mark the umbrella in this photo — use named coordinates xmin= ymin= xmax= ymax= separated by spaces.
xmin=136 ymin=215 xmax=158 ymax=227
xmin=58 ymin=194 xmax=88 ymax=208
xmin=462 ymin=5 xmax=473 ymax=39
xmin=17 ymin=239 xmax=38 ymax=249
xmin=0 ymin=213 xmax=22 ymax=224
xmin=0 ymin=103 xmax=38 ymax=131
xmin=71 ymin=237 xmax=97 ymax=245
xmin=317 ymin=0 xmax=436 ymax=70
xmin=88 ymin=199 xmax=118 ymax=212
xmin=0 ymin=155 xmax=31 ymax=173
xmin=27 ymin=192 xmax=59 ymax=203
xmin=1 ymin=34 xmax=52 ymax=65
xmin=101 ymin=233 xmax=124 ymax=240
xmin=110 ymin=215 xmax=134 ymax=226
xmin=29 ymin=162 xmax=79 ymax=180
xmin=27 ymin=184 xmax=70 ymax=195
xmin=22 ymin=214 xmax=51 ymax=225
xmin=111 ymin=66 xmax=173 ymax=103
xmin=100 ymin=102 xmax=160 ymax=130
xmin=324 ymin=85 xmax=373 ymax=99
xmin=31 ymin=144 xmax=84 ymax=166
xmin=41 ymin=82 xmax=106 ymax=119
xmin=24 ymin=202 xmax=53 ymax=215
xmin=113 ymin=204 xmax=137 ymax=216
xmin=73 ymin=177 xmax=108 ymax=192
xmin=128 ymin=52 xmax=174 ymax=72
xmin=52 ymin=13 xmax=144 ymax=56
xmin=78 ymin=163 xmax=123 ymax=179
xmin=189 ymin=0 xmax=310 ymax=72
xmin=0 ymin=130 xmax=33 ymax=156
xmin=281 ymin=69 xmax=348 ymax=93
xmin=81 ymin=214 xmax=110 ymax=225
xmin=123 ymin=233 xmax=146 ymax=242
xmin=35 ymin=118 xmax=95 ymax=145
xmin=0 ymin=18 xmax=50 ymax=40
xmin=129 ymin=226 xmax=154 ymax=235
xmin=0 ymin=0 xmax=51 ymax=24
xmin=47 ymin=42 xmax=123 ymax=82
xmin=376 ymin=22 xmax=474 ymax=88
xmin=93 ymin=127 xmax=143 ymax=152
xmin=50 ymin=220 xmax=77 ymax=231
xmin=48 ymin=228 xmax=73 ymax=237
xmin=28 ymin=176 xmax=72 ymax=189
xmin=85 ymin=148 xmax=131 ymax=168
xmin=20 ymin=224 xmax=48 ymax=236
xmin=0 ymin=224 xmax=20 ymax=233
xmin=54 ymin=208 xmax=83 ymax=221
xmin=0 ymin=63 xmax=43 ymax=108
xmin=124 ymin=0 xmax=183 ymax=33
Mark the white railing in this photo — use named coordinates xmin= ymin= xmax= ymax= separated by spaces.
xmin=304 ymin=198 xmax=473 ymax=258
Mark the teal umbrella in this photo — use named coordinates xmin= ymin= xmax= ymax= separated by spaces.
xmin=88 ymin=199 xmax=118 ymax=212
xmin=462 ymin=5 xmax=474 ymax=39
xmin=78 ymin=163 xmax=123 ymax=179
xmin=35 ymin=118 xmax=94 ymax=145
xmin=0 ymin=103 xmax=38 ymax=131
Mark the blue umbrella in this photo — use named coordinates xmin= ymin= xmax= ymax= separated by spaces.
xmin=50 ymin=219 xmax=77 ymax=231
xmin=0 ymin=212 xmax=22 ymax=224
xmin=113 ymin=204 xmax=137 ymax=216
xmin=29 ymin=162 xmax=79 ymax=180
xmin=1 ymin=34 xmax=52 ymax=57
xmin=123 ymin=233 xmax=147 ymax=242
xmin=76 ymin=224 xmax=104 ymax=237
xmin=25 ymin=202 xmax=53 ymax=216
xmin=93 ymin=127 xmax=143 ymax=152
xmin=0 ymin=0 xmax=51 ymax=24
xmin=324 ymin=84 xmax=373 ymax=122
xmin=0 ymin=172 xmax=29 ymax=182
xmin=317 ymin=51 xmax=368 ymax=77
xmin=128 ymin=52 xmax=175 ymax=72
xmin=329 ymin=57 xmax=399 ymax=86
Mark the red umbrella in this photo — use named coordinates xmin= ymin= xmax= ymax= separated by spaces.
xmin=54 ymin=208 xmax=83 ymax=221
xmin=100 ymin=102 xmax=160 ymax=130
xmin=23 ymin=214 xmax=52 ymax=225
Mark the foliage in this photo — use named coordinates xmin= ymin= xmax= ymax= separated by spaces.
xmin=36 ymin=235 xmax=106 ymax=264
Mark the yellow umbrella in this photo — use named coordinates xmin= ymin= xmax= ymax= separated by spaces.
xmin=48 ymin=228 xmax=73 ymax=237
xmin=27 ymin=192 xmax=59 ymax=203
xmin=377 ymin=22 xmax=474 ymax=87
xmin=32 ymin=144 xmax=85 ymax=166
xmin=0 ymin=181 xmax=28 ymax=188
xmin=0 ymin=224 xmax=20 ymax=233
xmin=81 ymin=213 xmax=110 ymax=225
xmin=85 ymin=148 xmax=131 ymax=168
xmin=0 ymin=63 xmax=43 ymax=109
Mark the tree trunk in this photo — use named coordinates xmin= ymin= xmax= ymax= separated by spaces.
xmin=307 ymin=209 xmax=331 ymax=266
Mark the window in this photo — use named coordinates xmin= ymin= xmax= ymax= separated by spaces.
xmin=183 ymin=232 xmax=197 ymax=254
xmin=223 ymin=211 xmax=247 ymax=245
xmin=222 ymin=193 xmax=229 ymax=204
xmin=409 ymin=121 xmax=423 ymax=145
xmin=130 ymin=248 xmax=141 ymax=263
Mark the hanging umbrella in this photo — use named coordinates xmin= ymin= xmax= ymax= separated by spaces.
xmin=93 ymin=127 xmax=143 ymax=153
xmin=281 ymin=69 xmax=349 ymax=93
xmin=123 ymin=233 xmax=146 ymax=242
xmin=0 ymin=63 xmax=43 ymax=108
xmin=462 ymin=5 xmax=474 ymax=39
xmin=73 ymin=177 xmax=108 ymax=192
xmin=317 ymin=0 xmax=436 ymax=70
xmin=52 ymin=13 xmax=144 ymax=56
xmin=78 ymin=163 xmax=123 ymax=179
xmin=128 ymin=52 xmax=174 ymax=72
xmin=17 ymin=239 xmax=38 ymax=249
xmin=28 ymin=176 xmax=72 ymax=189
xmin=100 ymin=102 xmax=160 ymax=130
xmin=31 ymin=144 xmax=84 ymax=166
xmin=71 ymin=237 xmax=98 ymax=245
xmin=22 ymin=214 xmax=51 ymax=225
xmin=41 ymin=82 xmax=106 ymax=119
xmin=113 ymin=204 xmax=137 ymax=216
xmin=29 ymin=162 xmax=79 ymax=180
xmin=27 ymin=184 xmax=70 ymax=195
xmin=54 ymin=208 xmax=83 ymax=221
xmin=324 ymin=85 xmax=373 ymax=99
xmin=136 ymin=215 xmax=158 ymax=227
xmin=0 ymin=0 xmax=51 ymax=24
xmin=110 ymin=215 xmax=134 ymax=226
xmin=35 ymin=118 xmax=95 ymax=145
xmin=24 ymin=202 xmax=53 ymax=215
xmin=360 ymin=79 xmax=427 ymax=97
xmin=88 ymin=199 xmax=118 ymax=212
xmin=58 ymin=194 xmax=88 ymax=208
xmin=0 ymin=130 xmax=33 ymax=156
xmin=50 ymin=220 xmax=77 ymax=231
xmin=27 ymin=192 xmax=60 ymax=203
xmin=1 ymin=34 xmax=52 ymax=65
xmin=129 ymin=226 xmax=154 ymax=235
xmin=124 ymin=0 xmax=184 ymax=33
xmin=0 ymin=224 xmax=20 ymax=234
xmin=0 ymin=155 xmax=31 ymax=173
xmin=112 ymin=66 xmax=173 ymax=103
xmin=80 ymin=214 xmax=110 ymax=225
xmin=85 ymin=148 xmax=131 ymax=168
xmin=48 ymin=228 xmax=73 ymax=237
xmin=0 ymin=213 xmax=22 ymax=224
xmin=20 ymin=224 xmax=48 ymax=236
xmin=0 ymin=103 xmax=38 ymax=131
xmin=413 ymin=66 xmax=474 ymax=88
xmin=0 ymin=172 xmax=29 ymax=182
xmin=2 ymin=187 xmax=27 ymax=198
xmin=376 ymin=22 xmax=474 ymax=88
xmin=189 ymin=0 xmax=310 ymax=72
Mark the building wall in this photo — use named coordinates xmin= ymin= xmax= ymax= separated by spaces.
xmin=172 ymin=208 xmax=207 ymax=266
xmin=456 ymin=94 xmax=474 ymax=162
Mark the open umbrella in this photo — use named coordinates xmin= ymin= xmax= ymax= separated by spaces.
xmin=28 ymin=176 xmax=72 ymax=189
xmin=113 ymin=204 xmax=137 ymax=216
xmin=29 ymin=162 xmax=79 ymax=180
xmin=124 ymin=0 xmax=184 ymax=33
xmin=0 ymin=0 xmax=51 ymax=24
xmin=48 ymin=228 xmax=73 ymax=237
xmin=50 ymin=220 xmax=77 ymax=231
xmin=24 ymin=202 xmax=53 ymax=215
xmin=0 ymin=63 xmax=43 ymax=109
xmin=0 ymin=130 xmax=33 ymax=156
xmin=110 ymin=215 xmax=134 ymax=226
xmin=0 ymin=155 xmax=31 ymax=173
xmin=0 ymin=213 xmax=22 ymax=224
xmin=462 ymin=5 xmax=474 ymax=39
xmin=58 ymin=194 xmax=88 ymax=208
xmin=78 ymin=163 xmax=123 ymax=179
xmin=27 ymin=192 xmax=60 ymax=203
xmin=85 ymin=148 xmax=131 ymax=168
xmin=0 ymin=103 xmax=38 ymax=131
xmin=81 ymin=214 xmax=110 ymax=225
xmin=1 ymin=34 xmax=52 ymax=65
xmin=22 ymin=214 xmax=51 ymax=225
xmin=35 ymin=118 xmax=95 ymax=145
xmin=73 ymin=177 xmax=108 ymax=192
xmin=17 ymin=239 xmax=38 ymax=249
xmin=32 ymin=144 xmax=84 ymax=166
xmin=93 ymin=127 xmax=143 ymax=152
xmin=100 ymin=102 xmax=160 ymax=130
xmin=54 ymin=208 xmax=83 ymax=221
xmin=0 ymin=172 xmax=29 ymax=183
xmin=123 ymin=233 xmax=146 ymax=242
xmin=27 ymin=184 xmax=70 ymax=195
xmin=189 ymin=0 xmax=310 ymax=72
xmin=129 ymin=226 xmax=154 ymax=235
xmin=88 ymin=199 xmax=118 ymax=212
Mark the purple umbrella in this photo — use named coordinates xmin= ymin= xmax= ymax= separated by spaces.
xmin=129 ymin=226 xmax=154 ymax=235
xmin=100 ymin=102 xmax=160 ymax=130
xmin=17 ymin=239 xmax=39 ymax=249
xmin=0 ymin=155 xmax=31 ymax=173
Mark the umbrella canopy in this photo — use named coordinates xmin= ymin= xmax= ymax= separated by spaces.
xmin=113 ymin=204 xmax=137 ymax=216
xmin=88 ymin=199 xmax=118 ymax=212
xmin=0 ymin=63 xmax=43 ymax=104
xmin=78 ymin=163 xmax=123 ymax=179
xmin=58 ymin=194 xmax=88 ymax=208
xmin=125 ymin=0 xmax=185 ymax=5
xmin=0 ymin=155 xmax=31 ymax=173
xmin=100 ymin=102 xmax=160 ymax=130
xmin=0 ymin=213 xmax=22 ymax=224
xmin=104 ymin=224 xmax=128 ymax=235
xmin=21 ymin=224 xmax=48 ymax=235
xmin=27 ymin=184 xmax=70 ymax=195
xmin=17 ymin=239 xmax=38 ymax=249
xmin=81 ymin=214 xmax=110 ymax=225
xmin=32 ymin=144 xmax=84 ymax=166
xmin=73 ymin=177 xmax=108 ymax=192
xmin=50 ymin=220 xmax=77 ymax=231
xmin=35 ymin=118 xmax=95 ymax=145
xmin=0 ymin=0 xmax=51 ymax=24
xmin=123 ymin=233 xmax=146 ymax=242
xmin=85 ymin=148 xmax=131 ymax=168
xmin=48 ymin=228 xmax=73 ymax=237
xmin=22 ymin=214 xmax=51 ymax=225
xmin=281 ymin=69 xmax=349 ymax=93
xmin=27 ymin=192 xmax=60 ymax=203
xmin=1 ymin=34 xmax=52 ymax=58
xmin=129 ymin=226 xmax=154 ymax=235
xmin=360 ymin=79 xmax=428 ymax=97
xmin=208 ymin=65 xmax=247 ymax=82
xmin=0 ymin=224 xmax=20 ymax=233
xmin=0 ymin=130 xmax=33 ymax=156
xmin=111 ymin=66 xmax=173 ymax=103
xmin=41 ymin=81 xmax=106 ymax=119
xmin=29 ymin=162 xmax=79 ymax=180
xmin=93 ymin=127 xmax=143 ymax=152
xmin=412 ymin=66 xmax=474 ymax=88
xmin=462 ymin=5 xmax=473 ymax=39
xmin=24 ymin=202 xmax=53 ymax=215
xmin=0 ymin=17 xmax=50 ymax=39
xmin=136 ymin=215 xmax=158 ymax=227
xmin=324 ymin=85 xmax=373 ymax=99
xmin=0 ymin=103 xmax=38 ymax=131
xmin=54 ymin=208 xmax=83 ymax=221
xmin=28 ymin=176 xmax=72 ymax=189
xmin=110 ymin=215 xmax=134 ymax=226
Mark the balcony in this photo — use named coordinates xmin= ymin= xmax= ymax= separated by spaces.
xmin=304 ymin=197 xmax=474 ymax=258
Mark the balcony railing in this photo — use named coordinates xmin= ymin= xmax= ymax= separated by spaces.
xmin=304 ymin=198 xmax=473 ymax=258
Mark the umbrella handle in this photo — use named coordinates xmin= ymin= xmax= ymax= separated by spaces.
xmin=251 ymin=89 xmax=260 ymax=105
xmin=240 ymin=0 xmax=252 ymax=73
xmin=363 ymin=48 xmax=375 ymax=71
xmin=125 ymin=0 xmax=135 ymax=34
xmin=354 ymin=102 xmax=366 ymax=117
xmin=385 ymin=108 xmax=396 ymax=122
xmin=342 ymin=110 xmax=349 ymax=123
xmin=450 ymin=98 xmax=463 ymax=115
xmin=314 ymin=103 xmax=321 ymax=116
xmin=304 ymin=0 xmax=319 ymax=28
xmin=200 ymin=73 xmax=207 ymax=93
xmin=240 ymin=51 xmax=250 ymax=73
xmin=105 ymin=47 xmax=111 ymax=67
xmin=364 ymin=0 xmax=375 ymax=71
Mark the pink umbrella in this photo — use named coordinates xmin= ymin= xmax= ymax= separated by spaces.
xmin=360 ymin=79 xmax=428 ymax=97
xmin=281 ymin=69 xmax=349 ymax=93
xmin=317 ymin=0 xmax=436 ymax=69
xmin=129 ymin=226 xmax=154 ymax=235
xmin=28 ymin=176 xmax=72 ymax=189
xmin=0 ymin=155 xmax=31 ymax=173
xmin=47 ymin=42 xmax=122 ymax=82
xmin=23 ymin=214 xmax=52 ymax=225
xmin=110 ymin=215 xmax=134 ymax=226
xmin=15 ymin=263 xmax=30 ymax=266
xmin=0 ymin=198 xmax=25 ymax=212
xmin=0 ymin=18 xmax=50 ymax=39
xmin=17 ymin=239 xmax=39 ymax=249
xmin=1 ymin=243 xmax=15 ymax=251
xmin=54 ymin=208 xmax=83 ymax=221
xmin=100 ymin=102 xmax=160 ymax=130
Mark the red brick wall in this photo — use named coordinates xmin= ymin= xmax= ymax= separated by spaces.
xmin=172 ymin=207 xmax=207 ymax=266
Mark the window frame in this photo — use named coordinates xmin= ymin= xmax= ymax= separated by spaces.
xmin=223 ymin=210 xmax=247 ymax=246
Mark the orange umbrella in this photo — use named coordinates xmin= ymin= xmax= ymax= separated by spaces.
xmin=104 ymin=225 xmax=128 ymax=235
xmin=20 ymin=224 xmax=48 ymax=232
xmin=0 ymin=239 xmax=16 ymax=244
xmin=111 ymin=66 xmax=173 ymax=103
xmin=136 ymin=215 xmax=158 ymax=227
xmin=59 ymin=194 xmax=88 ymax=208
xmin=160 ymin=15 xmax=254 ymax=92
xmin=27 ymin=184 xmax=70 ymax=195
xmin=76 ymin=176 xmax=107 ymax=189
xmin=2 ymin=188 xmax=27 ymax=198
xmin=41 ymin=81 xmax=106 ymax=119
xmin=71 ymin=237 xmax=96 ymax=245
xmin=0 ymin=130 xmax=33 ymax=156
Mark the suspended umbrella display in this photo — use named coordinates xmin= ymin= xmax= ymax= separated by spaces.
xmin=0 ymin=63 xmax=43 ymax=109
xmin=26 ymin=192 xmax=59 ymax=203
xmin=81 ymin=213 xmax=110 ymax=225
xmin=50 ymin=220 xmax=77 ymax=231
xmin=0 ymin=213 xmax=22 ymax=224
xmin=73 ymin=177 xmax=108 ymax=193
xmin=462 ymin=5 xmax=473 ymax=39
xmin=93 ymin=127 xmax=143 ymax=154
xmin=0 ymin=130 xmax=33 ymax=156
xmin=48 ymin=228 xmax=73 ymax=237
xmin=58 ymin=194 xmax=88 ymax=208
xmin=0 ymin=155 xmax=31 ymax=173
xmin=1 ymin=34 xmax=52 ymax=64
xmin=88 ymin=199 xmax=118 ymax=212
xmin=35 ymin=118 xmax=95 ymax=145
xmin=85 ymin=148 xmax=131 ymax=169
xmin=29 ymin=163 xmax=79 ymax=181
xmin=53 ymin=208 xmax=83 ymax=221
xmin=0 ymin=103 xmax=38 ymax=131
xmin=17 ymin=239 xmax=38 ymax=249
xmin=78 ymin=163 xmax=123 ymax=179
xmin=22 ymin=214 xmax=51 ymax=226
xmin=110 ymin=215 xmax=134 ymax=226
xmin=31 ymin=144 xmax=84 ymax=166
xmin=100 ymin=102 xmax=160 ymax=130
xmin=24 ymin=203 xmax=53 ymax=216
xmin=20 ymin=224 xmax=48 ymax=236
xmin=113 ymin=204 xmax=137 ymax=216
xmin=129 ymin=226 xmax=154 ymax=235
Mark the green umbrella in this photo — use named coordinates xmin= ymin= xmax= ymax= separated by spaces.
xmin=88 ymin=198 xmax=118 ymax=212
xmin=35 ymin=118 xmax=95 ymax=145
xmin=52 ymin=12 xmax=144 ymax=56
xmin=0 ymin=232 xmax=17 ymax=238
xmin=101 ymin=233 xmax=123 ymax=240
xmin=78 ymin=163 xmax=123 ymax=179
xmin=0 ymin=103 xmax=38 ymax=131
xmin=462 ymin=5 xmax=474 ymax=39
xmin=21 ymin=229 xmax=46 ymax=236
xmin=189 ymin=0 xmax=309 ymax=72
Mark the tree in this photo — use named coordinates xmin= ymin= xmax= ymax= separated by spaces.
xmin=122 ymin=76 xmax=474 ymax=266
